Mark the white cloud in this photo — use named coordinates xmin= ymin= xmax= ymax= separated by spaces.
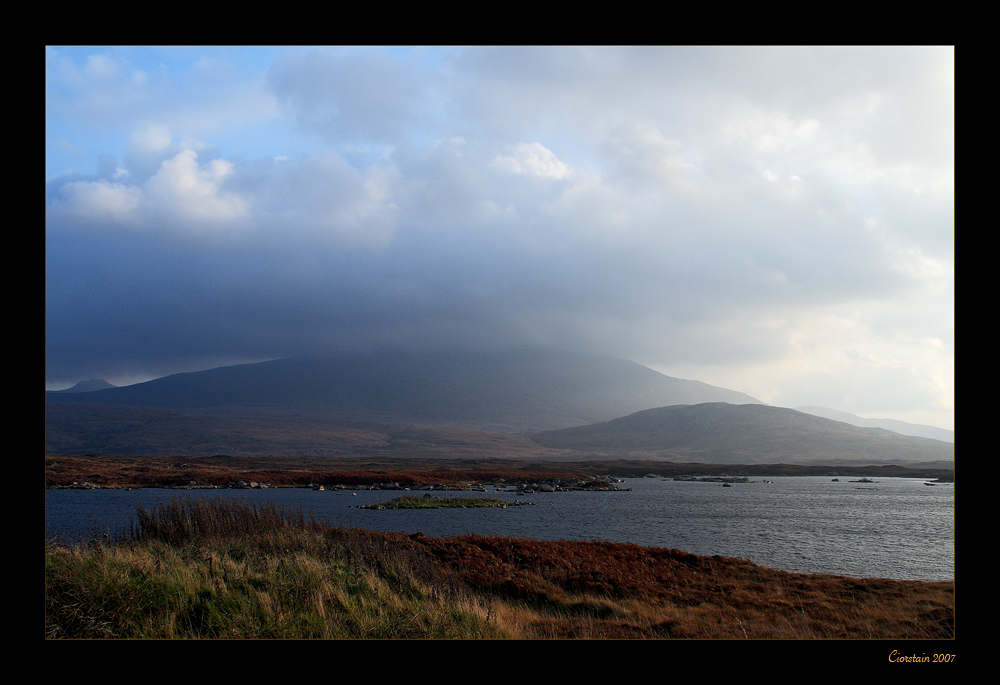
xmin=49 ymin=143 xmax=251 ymax=241
xmin=657 ymin=306 xmax=954 ymax=429
xmin=491 ymin=142 xmax=570 ymax=179
xmin=55 ymin=179 xmax=143 ymax=224
xmin=599 ymin=123 xmax=697 ymax=194
xmin=84 ymin=54 xmax=123 ymax=81
xmin=721 ymin=107 xmax=822 ymax=157
xmin=144 ymin=148 xmax=249 ymax=225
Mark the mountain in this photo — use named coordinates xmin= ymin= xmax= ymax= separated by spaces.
xmin=44 ymin=353 xmax=955 ymax=466
xmin=45 ymin=350 xmax=762 ymax=433
xmin=53 ymin=379 xmax=117 ymax=393
xmin=43 ymin=402 xmax=568 ymax=458
xmin=794 ymin=406 xmax=953 ymax=443
xmin=531 ymin=402 xmax=954 ymax=466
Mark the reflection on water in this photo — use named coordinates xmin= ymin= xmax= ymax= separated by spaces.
xmin=45 ymin=476 xmax=954 ymax=581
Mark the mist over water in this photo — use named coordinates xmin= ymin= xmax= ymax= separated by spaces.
xmin=45 ymin=476 xmax=953 ymax=581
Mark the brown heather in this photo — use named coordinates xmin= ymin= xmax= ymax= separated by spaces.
xmin=44 ymin=454 xmax=593 ymax=489
xmin=45 ymin=497 xmax=954 ymax=640
xmin=44 ymin=454 xmax=951 ymax=490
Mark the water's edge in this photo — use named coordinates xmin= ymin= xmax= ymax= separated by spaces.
xmin=44 ymin=476 xmax=954 ymax=581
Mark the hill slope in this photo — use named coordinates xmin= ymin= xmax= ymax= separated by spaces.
xmin=45 ymin=350 xmax=761 ymax=433
xmin=531 ymin=403 xmax=954 ymax=465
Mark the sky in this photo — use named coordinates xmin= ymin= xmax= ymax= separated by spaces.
xmin=45 ymin=46 xmax=955 ymax=430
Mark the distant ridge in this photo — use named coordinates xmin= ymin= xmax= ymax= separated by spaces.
xmin=531 ymin=402 xmax=954 ymax=465
xmin=794 ymin=406 xmax=953 ymax=443
xmin=45 ymin=350 xmax=762 ymax=433
xmin=53 ymin=379 xmax=117 ymax=393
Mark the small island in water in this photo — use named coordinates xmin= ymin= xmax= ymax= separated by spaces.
xmin=358 ymin=494 xmax=533 ymax=510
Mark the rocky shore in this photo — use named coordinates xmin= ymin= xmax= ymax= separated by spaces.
xmin=320 ymin=474 xmax=630 ymax=495
xmin=49 ymin=473 xmax=631 ymax=494
xmin=357 ymin=494 xmax=534 ymax=509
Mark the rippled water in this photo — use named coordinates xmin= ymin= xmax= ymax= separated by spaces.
xmin=45 ymin=476 xmax=954 ymax=581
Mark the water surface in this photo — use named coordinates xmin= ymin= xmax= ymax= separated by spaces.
xmin=45 ymin=476 xmax=954 ymax=581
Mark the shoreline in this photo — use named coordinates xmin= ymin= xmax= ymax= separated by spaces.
xmin=44 ymin=454 xmax=953 ymax=491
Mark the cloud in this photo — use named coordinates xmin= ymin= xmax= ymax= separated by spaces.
xmin=48 ymin=142 xmax=250 ymax=243
xmin=267 ymin=47 xmax=425 ymax=144
xmin=45 ymin=47 xmax=954 ymax=429
xmin=51 ymin=179 xmax=142 ymax=224
xmin=491 ymin=142 xmax=571 ymax=179
xmin=145 ymin=149 xmax=244 ymax=218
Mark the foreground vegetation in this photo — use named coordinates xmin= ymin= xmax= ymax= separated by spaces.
xmin=45 ymin=497 xmax=954 ymax=640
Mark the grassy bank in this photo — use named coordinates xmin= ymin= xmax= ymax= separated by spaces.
xmin=44 ymin=497 xmax=954 ymax=640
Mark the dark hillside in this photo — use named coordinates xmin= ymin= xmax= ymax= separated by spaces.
xmin=531 ymin=402 xmax=954 ymax=465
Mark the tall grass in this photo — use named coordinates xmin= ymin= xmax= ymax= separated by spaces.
xmin=46 ymin=497 xmax=507 ymax=639
xmin=126 ymin=497 xmax=312 ymax=545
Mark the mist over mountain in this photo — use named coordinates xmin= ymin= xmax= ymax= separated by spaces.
xmin=44 ymin=351 xmax=955 ymax=466
xmin=793 ymin=406 xmax=953 ymax=443
xmin=45 ymin=349 xmax=762 ymax=433
xmin=53 ymin=379 xmax=117 ymax=393
xmin=530 ymin=403 xmax=953 ymax=466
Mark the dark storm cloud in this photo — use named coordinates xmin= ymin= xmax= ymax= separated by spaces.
xmin=44 ymin=138 xmax=910 ymax=379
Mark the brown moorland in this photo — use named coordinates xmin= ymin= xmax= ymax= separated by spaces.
xmin=373 ymin=530 xmax=956 ymax=639
xmin=44 ymin=454 xmax=953 ymax=489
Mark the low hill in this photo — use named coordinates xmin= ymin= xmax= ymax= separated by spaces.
xmin=531 ymin=403 xmax=954 ymax=466
xmin=45 ymin=350 xmax=761 ymax=433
